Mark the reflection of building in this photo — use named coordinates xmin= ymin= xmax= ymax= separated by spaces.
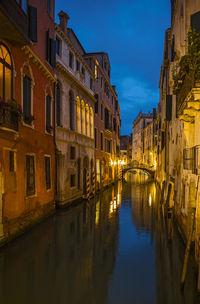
xmin=131 ymin=178 xmax=157 ymax=233
xmin=0 ymin=0 xmax=56 ymax=241
xmin=0 ymin=183 xmax=120 ymax=304
xmin=55 ymin=12 xmax=95 ymax=206
xmin=84 ymin=53 xmax=121 ymax=191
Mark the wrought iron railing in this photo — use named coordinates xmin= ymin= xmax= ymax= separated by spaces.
xmin=176 ymin=73 xmax=194 ymax=116
xmin=0 ymin=107 xmax=19 ymax=131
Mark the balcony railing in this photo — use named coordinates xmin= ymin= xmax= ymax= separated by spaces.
xmin=0 ymin=107 xmax=19 ymax=131
xmin=176 ymin=73 xmax=195 ymax=116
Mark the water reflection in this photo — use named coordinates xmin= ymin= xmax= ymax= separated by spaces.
xmin=0 ymin=173 xmax=199 ymax=304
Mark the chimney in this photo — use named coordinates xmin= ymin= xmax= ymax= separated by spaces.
xmin=58 ymin=11 xmax=69 ymax=34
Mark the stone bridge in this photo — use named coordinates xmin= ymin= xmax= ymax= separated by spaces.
xmin=122 ymin=163 xmax=155 ymax=178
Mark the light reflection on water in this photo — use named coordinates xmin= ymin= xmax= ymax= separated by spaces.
xmin=0 ymin=172 xmax=199 ymax=304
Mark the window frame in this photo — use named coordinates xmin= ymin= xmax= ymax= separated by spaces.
xmin=0 ymin=43 xmax=13 ymax=100
xmin=26 ymin=154 xmax=36 ymax=197
xmin=45 ymin=155 xmax=51 ymax=190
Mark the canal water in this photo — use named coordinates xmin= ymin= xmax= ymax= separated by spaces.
xmin=0 ymin=171 xmax=200 ymax=304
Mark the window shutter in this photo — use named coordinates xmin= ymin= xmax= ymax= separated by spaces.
xmin=95 ymin=94 xmax=98 ymax=114
xmin=46 ymin=30 xmax=50 ymax=61
xmin=23 ymin=76 xmax=28 ymax=116
xmin=170 ymin=36 xmax=175 ymax=62
xmin=56 ymin=85 xmax=60 ymax=126
xmin=28 ymin=6 xmax=37 ymax=42
xmin=46 ymin=96 xmax=51 ymax=127
xmin=166 ymin=95 xmax=172 ymax=121
xmin=191 ymin=11 xmax=200 ymax=34
xmin=50 ymin=39 xmax=56 ymax=68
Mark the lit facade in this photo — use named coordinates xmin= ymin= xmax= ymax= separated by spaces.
xmin=0 ymin=0 xmax=56 ymax=241
xmin=158 ymin=0 xmax=200 ymax=260
xmin=55 ymin=12 xmax=95 ymax=206
xmin=84 ymin=53 xmax=121 ymax=191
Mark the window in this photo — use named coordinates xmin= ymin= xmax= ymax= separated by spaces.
xmin=115 ymin=99 xmax=118 ymax=111
xmin=70 ymin=146 xmax=76 ymax=160
xmin=9 ymin=151 xmax=15 ymax=172
xmin=101 ymin=132 xmax=103 ymax=151
xmin=28 ymin=6 xmax=37 ymax=42
xmin=191 ymin=11 xmax=200 ymax=34
xmin=90 ymin=77 xmax=93 ymax=90
xmin=94 ymin=128 xmax=97 ymax=148
xmin=95 ymin=94 xmax=98 ymax=114
xmin=46 ymin=30 xmax=56 ymax=67
xmin=69 ymin=51 xmax=73 ymax=69
xmin=26 ymin=155 xmax=35 ymax=196
xmin=113 ymin=118 xmax=116 ymax=132
xmin=70 ymin=174 xmax=75 ymax=187
xmin=105 ymin=139 xmax=111 ymax=153
xmin=56 ymin=37 xmax=61 ymax=55
xmin=81 ymin=67 xmax=85 ymax=79
xmin=76 ymin=60 xmax=80 ymax=71
xmin=23 ymin=75 xmax=32 ymax=125
xmin=0 ymin=44 xmax=13 ymax=100
xmin=46 ymin=95 xmax=52 ymax=133
xmin=105 ymin=108 xmax=109 ymax=129
xmin=95 ymin=65 xmax=98 ymax=79
xmin=45 ymin=156 xmax=51 ymax=189
xmin=56 ymin=83 xmax=61 ymax=126
xmin=101 ymin=104 xmax=103 ymax=120
xmin=47 ymin=0 xmax=53 ymax=18
xmin=69 ymin=91 xmax=74 ymax=130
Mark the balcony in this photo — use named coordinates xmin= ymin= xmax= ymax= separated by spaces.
xmin=0 ymin=0 xmax=29 ymax=45
xmin=0 ymin=107 xmax=19 ymax=132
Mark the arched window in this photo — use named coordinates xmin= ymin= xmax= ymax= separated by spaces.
xmin=86 ymin=104 xmax=89 ymax=136
xmin=90 ymin=107 xmax=94 ymax=138
xmin=76 ymin=96 xmax=81 ymax=133
xmin=81 ymin=100 xmax=85 ymax=135
xmin=0 ymin=44 xmax=13 ymax=100
xmin=69 ymin=90 xmax=74 ymax=130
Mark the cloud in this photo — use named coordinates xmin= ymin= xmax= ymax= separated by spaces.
xmin=117 ymin=77 xmax=159 ymax=135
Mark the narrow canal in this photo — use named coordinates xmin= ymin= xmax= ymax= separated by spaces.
xmin=0 ymin=172 xmax=199 ymax=304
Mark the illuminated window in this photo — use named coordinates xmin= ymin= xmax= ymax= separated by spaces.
xmin=95 ymin=65 xmax=98 ymax=79
xmin=0 ymin=44 xmax=12 ymax=100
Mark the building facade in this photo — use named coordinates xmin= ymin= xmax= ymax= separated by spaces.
xmin=132 ymin=112 xmax=155 ymax=166
xmin=84 ymin=53 xmax=121 ymax=191
xmin=157 ymin=0 xmax=200 ymax=261
xmin=0 ymin=0 xmax=56 ymax=242
xmin=55 ymin=12 xmax=95 ymax=206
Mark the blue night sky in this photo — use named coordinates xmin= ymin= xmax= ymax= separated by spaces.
xmin=55 ymin=0 xmax=171 ymax=135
